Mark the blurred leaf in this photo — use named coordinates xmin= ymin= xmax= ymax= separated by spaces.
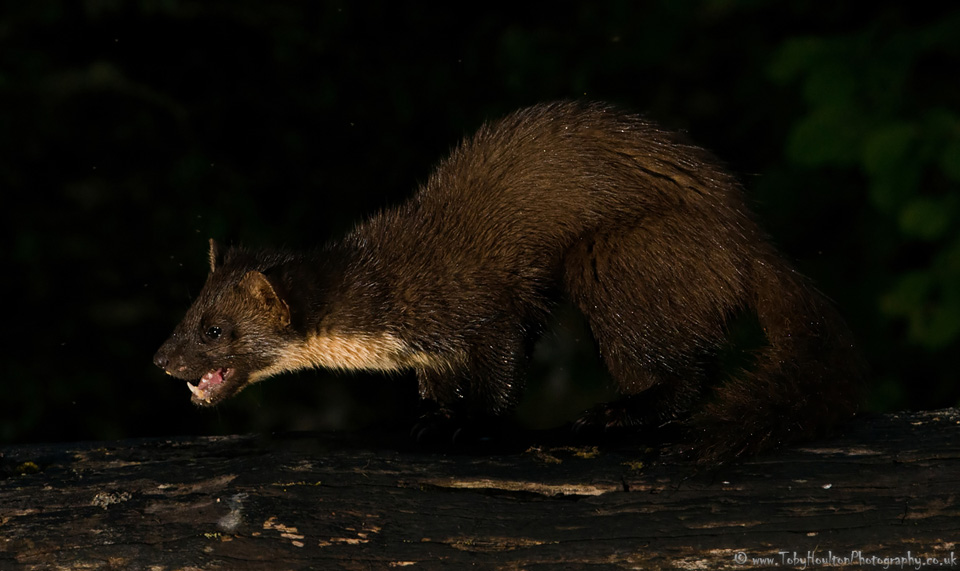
xmin=941 ymin=235 xmax=960 ymax=275
xmin=881 ymin=271 xmax=931 ymax=317
xmin=786 ymin=104 xmax=867 ymax=167
xmin=924 ymin=293 xmax=960 ymax=349
xmin=867 ymin=168 xmax=922 ymax=214
xmin=881 ymin=238 xmax=960 ymax=350
xmin=768 ymin=37 xmax=825 ymax=84
xmin=802 ymin=62 xmax=858 ymax=108
xmin=898 ymin=196 xmax=956 ymax=241
xmin=860 ymin=122 xmax=923 ymax=213
xmin=941 ymin=139 xmax=960 ymax=183
xmin=861 ymin=122 xmax=917 ymax=177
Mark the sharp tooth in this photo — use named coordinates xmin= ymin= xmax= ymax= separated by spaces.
xmin=187 ymin=382 xmax=203 ymax=398
xmin=202 ymin=372 xmax=213 ymax=381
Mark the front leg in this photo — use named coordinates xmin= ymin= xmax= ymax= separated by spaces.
xmin=411 ymin=329 xmax=528 ymax=447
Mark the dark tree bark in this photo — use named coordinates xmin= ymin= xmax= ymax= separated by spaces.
xmin=2 ymin=409 xmax=958 ymax=570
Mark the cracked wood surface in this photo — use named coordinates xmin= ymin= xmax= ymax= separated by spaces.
xmin=1 ymin=409 xmax=958 ymax=570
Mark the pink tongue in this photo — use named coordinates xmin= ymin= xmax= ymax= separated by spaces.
xmin=201 ymin=369 xmax=225 ymax=387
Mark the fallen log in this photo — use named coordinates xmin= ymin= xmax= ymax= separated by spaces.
xmin=1 ymin=408 xmax=958 ymax=570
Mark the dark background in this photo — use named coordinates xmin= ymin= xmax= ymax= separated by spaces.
xmin=3 ymin=2 xmax=959 ymax=445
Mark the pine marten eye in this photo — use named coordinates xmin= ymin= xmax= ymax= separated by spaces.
xmin=205 ymin=326 xmax=222 ymax=340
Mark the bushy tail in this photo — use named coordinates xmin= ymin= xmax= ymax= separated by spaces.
xmin=692 ymin=251 xmax=864 ymax=463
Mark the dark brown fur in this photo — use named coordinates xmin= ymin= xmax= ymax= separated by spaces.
xmin=154 ymin=101 xmax=861 ymax=462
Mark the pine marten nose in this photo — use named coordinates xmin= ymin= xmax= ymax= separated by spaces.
xmin=153 ymin=351 xmax=169 ymax=370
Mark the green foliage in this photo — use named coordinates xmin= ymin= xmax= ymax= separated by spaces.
xmin=770 ymin=12 xmax=960 ymax=353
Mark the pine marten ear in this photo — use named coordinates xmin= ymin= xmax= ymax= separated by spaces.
xmin=208 ymin=238 xmax=223 ymax=273
xmin=239 ymin=270 xmax=291 ymax=328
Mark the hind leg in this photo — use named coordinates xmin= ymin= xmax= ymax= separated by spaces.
xmin=562 ymin=218 xmax=748 ymax=436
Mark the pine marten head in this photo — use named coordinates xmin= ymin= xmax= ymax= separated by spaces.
xmin=153 ymin=240 xmax=294 ymax=406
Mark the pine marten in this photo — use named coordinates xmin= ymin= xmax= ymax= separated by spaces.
xmin=154 ymin=101 xmax=861 ymax=463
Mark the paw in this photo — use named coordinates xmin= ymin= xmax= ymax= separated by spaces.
xmin=572 ymin=401 xmax=645 ymax=435
xmin=410 ymin=408 xmax=461 ymax=445
xmin=410 ymin=408 xmax=525 ymax=454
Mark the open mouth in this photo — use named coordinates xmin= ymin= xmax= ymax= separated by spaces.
xmin=186 ymin=367 xmax=235 ymax=404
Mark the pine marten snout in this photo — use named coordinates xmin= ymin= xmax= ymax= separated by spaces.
xmin=154 ymin=101 xmax=861 ymax=463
